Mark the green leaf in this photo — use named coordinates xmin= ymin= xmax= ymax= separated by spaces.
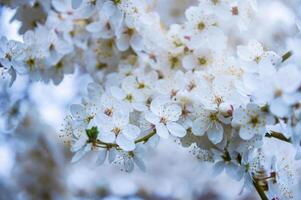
xmin=86 ymin=126 xmax=99 ymax=142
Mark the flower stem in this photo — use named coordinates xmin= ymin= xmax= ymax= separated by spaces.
xmin=135 ymin=130 xmax=156 ymax=144
xmin=252 ymin=179 xmax=268 ymax=200
xmin=282 ymin=51 xmax=293 ymax=62
xmin=265 ymin=131 xmax=291 ymax=143
xmin=96 ymin=129 xmax=157 ymax=149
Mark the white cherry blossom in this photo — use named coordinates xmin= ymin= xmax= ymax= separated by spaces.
xmin=145 ymin=96 xmax=186 ymax=138
xmin=232 ymin=103 xmax=275 ymax=140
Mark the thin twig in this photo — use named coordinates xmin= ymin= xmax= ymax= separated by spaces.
xmin=265 ymin=131 xmax=291 ymax=143
xmin=282 ymin=51 xmax=293 ymax=62
xmin=252 ymin=179 xmax=269 ymax=200
xmin=96 ymin=129 xmax=157 ymax=149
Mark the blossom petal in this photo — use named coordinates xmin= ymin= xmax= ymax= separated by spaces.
xmin=225 ymin=163 xmax=243 ymax=181
xmin=133 ymin=156 xmax=146 ymax=172
xmin=95 ymin=150 xmax=107 ymax=165
xmin=207 ymin=123 xmax=223 ymax=144
xmin=192 ymin=118 xmax=207 ymax=136
xmin=108 ymin=148 xmax=117 ymax=163
xmin=270 ymin=97 xmax=290 ymax=118
xmin=144 ymin=112 xmax=160 ymax=124
xmin=155 ymin=123 xmax=169 ymax=139
xmin=122 ymin=124 xmax=140 ymax=140
xmin=71 ymin=144 xmax=91 ymax=163
xmin=116 ymin=134 xmax=135 ymax=151
xmin=124 ymin=158 xmax=134 ymax=172
xmin=72 ymin=0 xmax=82 ymax=9
xmin=70 ymin=104 xmax=86 ymax=120
xmin=166 ymin=122 xmax=186 ymax=137
xmin=212 ymin=161 xmax=225 ymax=176
xmin=239 ymin=125 xmax=255 ymax=140
xmin=98 ymin=131 xmax=115 ymax=143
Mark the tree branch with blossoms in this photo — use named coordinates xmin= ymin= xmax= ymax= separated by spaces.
xmin=1 ymin=0 xmax=301 ymax=199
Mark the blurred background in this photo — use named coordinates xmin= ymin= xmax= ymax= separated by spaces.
xmin=1 ymin=0 xmax=301 ymax=199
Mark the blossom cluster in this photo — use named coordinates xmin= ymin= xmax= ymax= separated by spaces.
xmin=1 ymin=0 xmax=301 ymax=199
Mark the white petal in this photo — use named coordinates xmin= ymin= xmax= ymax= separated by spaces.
xmin=101 ymin=1 xmax=116 ymax=17
xmin=225 ymin=163 xmax=243 ymax=181
xmin=122 ymin=124 xmax=140 ymax=140
xmin=232 ymin=107 xmax=248 ymax=126
xmin=166 ymin=122 xmax=186 ymax=137
xmin=237 ymin=46 xmax=253 ymax=61
xmin=95 ymin=150 xmax=107 ymax=165
xmin=133 ymin=156 xmax=146 ymax=172
xmin=116 ymin=35 xmax=130 ymax=51
xmin=192 ymin=118 xmax=207 ymax=136
xmin=86 ymin=21 xmax=104 ymax=33
xmin=52 ymin=0 xmax=68 ymax=13
xmin=155 ymin=123 xmax=169 ymax=139
xmin=70 ymin=104 xmax=86 ymax=120
xmin=108 ymin=148 xmax=117 ymax=163
xmin=112 ymin=110 xmax=129 ymax=127
xmin=116 ymin=134 xmax=135 ymax=151
xmin=164 ymin=103 xmax=182 ymax=121
xmin=207 ymin=123 xmax=224 ymax=144
xmin=144 ymin=112 xmax=160 ymax=124
xmin=248 ymin=40 xmax=264 ymax=56
xmin=110 ymin=86 xmax=126 ymax=100
xmin=150 ymin=96 xmax=170 ymax=115
xmin=87 ymin=82 xmax=103 ymax=99
xmin=98 ymin=131 xmax=115 ymax=143
xmin=72 ymin=0 xmax=82 ymax=9
xmin=71 ymin=144 xmax=90 ymax=163
xmin=71 ymin=149 xmax=86 ymax=163
xmin=239 ymin=125 xmax=255 ymax=140
xmin=130 ymin=34 xmax=143 ymax=51
xmin=270 ymin=97 xmax=290 ymax=118
xmin=124 ymin=158 xmax=134 ymax=172
xmin=132 ymin=103 xmax=148 ymax=112
xmin=212 ymin=161 xmax=225 ymax=176
xmin=275 ymin=64 xmax=301 ymax=93
xmin=182 ymin=55 xmax=195 ymax=70
xmin=71 ymin=135 xmax=87 ymax=152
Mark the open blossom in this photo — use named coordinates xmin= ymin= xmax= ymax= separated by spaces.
xmin=114 ymin=144 xmax=146 ymax=172
xmin=110 ymin=77 xmax=148 ymax=111
xmin=86 ymin=1 xmax=122 ymax=39
xmin=0 ymin=37 xmax=26 ymax=77
xmin=232 ymin=103 xmax=275 ymax=140
xmin=93 ymin=110 xmax=141 ymax=151
xmin=247 ymin=64 xmax=301 ymax=118
xmin=192 ymin=106 xmax=225 ymax=144
xmin=145 ymin=96 xmax=186 ymax=138
xmin=237 ymin=40 xmax=281 ymax=72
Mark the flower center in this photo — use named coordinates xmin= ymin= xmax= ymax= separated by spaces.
xmin=231 ymin=7 xmax=239 ymax=15
xmin=250 ymin=115 xmax=259 ymax=127
xmin=26 ymin=58 xmax=36 ymax=70
xmin=209 ymin=113 xmax=218 ymax=122
xmin=85 ymin=116 xmax=94 ymax=123
xmin=198 ymin=57 xmax=207 ymax=66
xmin=137 ymin=82 xmax=145 ymax=89
xmin=125 ymin=94 xmax=133 ymax=102
xmin=112 ymin=0 xmax=121 ymax=5
xmin=160 ymin=117 xmax=167 ymax=125
xmin=112 ymin=127 xmax=121 ymax=136
xmin=211 ymin=0 xmax=219 ymax=5
xmin=104 ymin=108 xmax=113 ymax=117
xmin=5 ymin=53 xmax=12 ymax=61
xmin=197 ymin=22 xmax=206 ymax=31
xmin=123 ymin=28 xmax=135 ymax=37
xmin=169 ymin=56 xmax=180 ymax=69
xmin=254 ymin=56 xmax=261 ymax=63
